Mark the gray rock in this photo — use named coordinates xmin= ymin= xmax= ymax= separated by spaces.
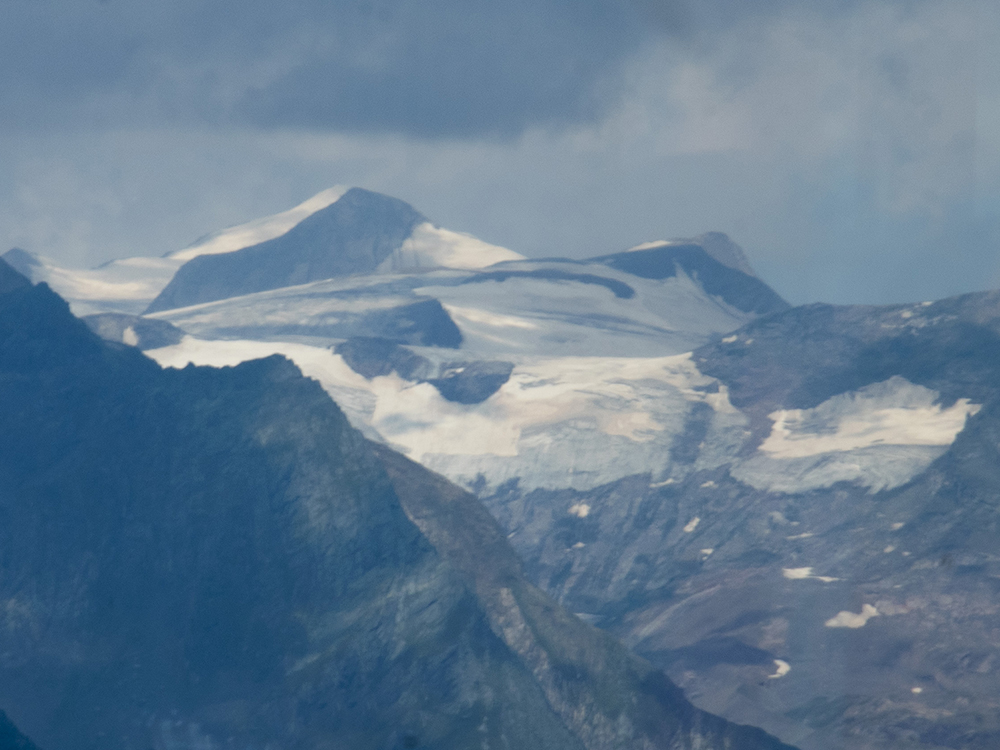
xmin=589 ymin=243 xmax=789 ymax=316
xmin=0 ymin=274 xmax=794 ymax=750
xmin=147 ymin=188 xmax=426 ymax=312
xmin=83 ymin=312 xmax=185 ymax=350
xmin=478 ymin=289 xmax=1000 ymax=750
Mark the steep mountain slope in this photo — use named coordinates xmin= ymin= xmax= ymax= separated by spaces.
xmin=0 ymin=712 xmax=40 ymax=750
xmin=1 ymin=187 xmax=350 ymax=317
xmin=146 ymin=188 xmax=427 ymax=312
xmin=0 ymin=263 xmax=793 ymax=750
xmin=2 ymin=187 xmax=523 ymax=317
xmin=481 ymin=293 xmax=1000 ymax=749
xmin=131 ymin=196 xmax=785 ymax=493
xmin=19 ymin=186 xmax=1000 ymax=749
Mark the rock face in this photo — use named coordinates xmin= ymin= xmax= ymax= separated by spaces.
xmin=591 ymin=243 xmax=789 ymax=316
xmin=482 ymin=292 xmax=1000 ymax=750
xmin=0 ymin=263 xmax=793 ymax=750
xmin=0 ymin=249 xmax=41 ymax=284
xmin=83 ymin=312 xmax=186 ymax=350
xmin=0 ymin=711 xmax=40 ymax=750
xmin=335 ymin=337 xmax=514 ymax=405
xmin=146 ymin=188 xmax=427 ymax=312
xmin=141 ymin=233 xmax=790 ymax=496
xmin=21 ymin=182 xmax=1000 ymax=749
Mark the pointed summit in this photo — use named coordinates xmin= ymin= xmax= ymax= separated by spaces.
xmin=590 ymin=236 xmax=788 ymax=316
xmin=0 ymin=257 xmax=32 ymax=295
xmin=146 ymin=188 xmax=428 ymax=312
xmin=1 ymin=248 xmax=40 ymax=278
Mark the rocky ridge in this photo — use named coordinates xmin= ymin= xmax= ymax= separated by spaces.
xmin=0 ymin=261 xmax=792 ymax=750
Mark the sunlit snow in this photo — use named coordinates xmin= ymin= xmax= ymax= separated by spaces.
xmin=825 ymin=604 xmax=879 ymax=628
xmin=377 ymin=223 xmax=525 ymax=271
xmin=783 ymin=567 xmax=839 ymax=583
xmin=146 ymin=336 xmax=749 ymax=492
xmin=768 ymin=660 xmax=791 ymax=679
xmin=759 ymin=376 xmax=979 ymax=457
xmin=16 ymin=187 xmax=350 ymax=315
xmin=168 ymin=187 xmax=348 ymax=261
xmin=733 ymin=377 xmax=980 ymax=494
xmin=24 ymin=255 xmax=182 ymax=315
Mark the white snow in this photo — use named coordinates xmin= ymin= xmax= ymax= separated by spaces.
xmin=22 ymin=255 xmax=182 ymax=315
xmin=625 ymin=240 xmax=672 ymax=252
xmin=377 ymin=223 xmax=525 ymax=272
xmin=147 ymin=254 xmax=755 ymax=359
xmin=732 ymin=377 xmax=980 ymax=494
xmin=783 ymin=567 xmax=838 ymax=582
xmin=443 ymin=305 xmax=540 ymax=330
xmin=415 ymin=264 xmax=752 ymax=358
xmin=768 ymin=660 xmax=791 ymax=679
xmin=146 ymin=335 xmax=750 ymax=493
xmin=759 ymin=376 xmax=979 ymax=457
xmin=18 ymin=188 xmax=351 ymax=315
xmin=169 ymin=187 xmax=348 ymax=261
xmin=825 ymin=604 xmax=879 ymax=628
xmin=783 ymin=567 xmax=814 ymax=580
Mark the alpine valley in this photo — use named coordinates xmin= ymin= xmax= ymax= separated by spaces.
xmin=4 ymin=186 xmax=998 ymax=749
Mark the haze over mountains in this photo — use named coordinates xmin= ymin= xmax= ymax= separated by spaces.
xmin=4 ymin=185 xmax=1000 ymax=749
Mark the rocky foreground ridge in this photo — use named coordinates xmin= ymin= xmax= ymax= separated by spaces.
xmin=13 ymin=185 xmax=1000 ymax=749
xmin=0 ymin=258 xmax=792 ymax=750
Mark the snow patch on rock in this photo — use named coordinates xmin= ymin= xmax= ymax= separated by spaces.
xmin=825 ymin=604 xmax=879 ymax=628
xmin=146 ymin=338 xmax=749 ymax=493
xmin=732 ymin=377 xmax=980 ymax=494
xmin=377 ymin=223 xmax=524 ymax=272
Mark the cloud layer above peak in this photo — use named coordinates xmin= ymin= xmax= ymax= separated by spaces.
xmin=2 ymin=0 xmax=1000 ymax=306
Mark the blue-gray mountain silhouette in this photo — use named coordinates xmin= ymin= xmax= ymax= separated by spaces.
xmin=146 ymin=188 xmax=426 ymax=312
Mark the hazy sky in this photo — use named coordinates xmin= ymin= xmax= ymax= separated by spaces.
xmin=2 ymin=0 xmax=999 ymax=304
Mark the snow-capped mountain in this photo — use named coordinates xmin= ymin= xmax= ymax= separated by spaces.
xmin=14 ymin=186 xmax=998 ymax=748
xmin=486 ymin=295 xmax=1000 ymax=750
xmin=0 ymin=259 xmax=794 ymax=750
xmin=5 ymin=187 xmax=787 ymax=495
xmin=3 ymin=187 xmax=522 ymax=317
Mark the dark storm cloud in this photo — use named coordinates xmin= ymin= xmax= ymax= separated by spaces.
xmin=0 ymin=0 xmax=917 ymax=138
xmin=0 ymin=0 xmax=647 ymax=137
xmin=236 ymin=0 xmax=638 ymax=137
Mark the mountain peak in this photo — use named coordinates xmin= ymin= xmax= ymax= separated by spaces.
xmin=146 ymin=187 xmax=428 ymax=312
xmin=0 ymin=257 xmax=32 ymax=295
xmin=1 ymin=249 xmax=41 ymax=281
xmin=591 ymin=240 xmax=788 ymax=316
xmin=625 ymin=232 xmax=758 ymax=278
xmin=168 ymin=186 xmax=349 ymax=261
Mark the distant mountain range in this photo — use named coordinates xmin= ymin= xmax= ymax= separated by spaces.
xmin=0 ymin=258 xmax=792 ymax=749
xmin=5 ymin=186 xmax=999 ymax=749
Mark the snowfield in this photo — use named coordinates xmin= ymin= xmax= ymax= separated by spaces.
xmin=20 ymin=185 xmax=981 ymax=499
xmin=733 ymin=377 xmax=980 ymax=494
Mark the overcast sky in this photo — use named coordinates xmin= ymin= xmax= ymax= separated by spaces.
xmin=2 ymin=0 xmax=999 ymax=304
